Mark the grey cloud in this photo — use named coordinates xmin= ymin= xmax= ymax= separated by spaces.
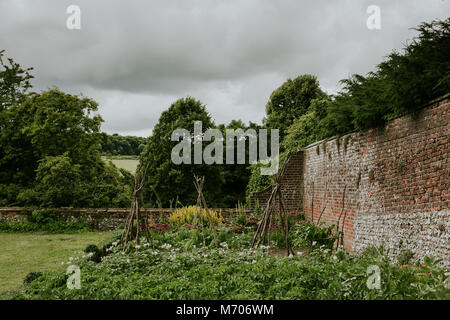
xmin=0 ymin=0 xmax=449 ymax=136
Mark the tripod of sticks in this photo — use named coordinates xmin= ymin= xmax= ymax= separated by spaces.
xmin=193 ymin=175 xmax=218 ymax=248
xmin=121 ymin=162 xmax=152 ymax=251
xmin=251 ymin=153 xmax=295 ymax=256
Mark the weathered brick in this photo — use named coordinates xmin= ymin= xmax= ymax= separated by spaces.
xmin=249 ymin=94 xmax=450 ymax=268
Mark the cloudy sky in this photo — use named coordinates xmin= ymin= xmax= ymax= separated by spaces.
xmin=1 ymin=0 xmax=449 ymax=137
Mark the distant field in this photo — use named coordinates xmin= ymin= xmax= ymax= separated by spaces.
xmin=0 ymin=232 xmax=115 ymax=295
xmin=102 ymin=156 xmax=139 ymax=173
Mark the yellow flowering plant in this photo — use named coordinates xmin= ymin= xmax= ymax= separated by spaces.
xmin=169 ymin=205 xmax=223 ymax=227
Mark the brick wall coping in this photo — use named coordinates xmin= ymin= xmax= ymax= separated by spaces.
xmin=302 ymin=92 xmax=450 ymax=150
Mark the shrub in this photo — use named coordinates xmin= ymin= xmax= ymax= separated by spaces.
xmin=84 ymin=244 xmax=102 ymax=263
xmin=398 ymin=249 xmax=415 ymax=265
xmin=23 ymin=272 xmax=43 ymax=285
xmin=323 ymin=19 xmax=450 ymax=135
xmin=291 ymin=221 xmax=340 ymax=250
xmin=29 ymin=209 xmax=59 ymax=224
xmin=0 ymin=208 xmax=92 ymax=233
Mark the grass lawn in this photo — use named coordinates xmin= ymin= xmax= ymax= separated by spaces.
xmin=0 ymin=232 xmax=116 ymax=295
xmin=102 ymin=156 xmax=139 ymax=173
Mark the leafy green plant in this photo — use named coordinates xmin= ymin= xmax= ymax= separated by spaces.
xmin=30 ymin=209 xmax=59 ymax=224
xmin=397 ymin=249 xmax=415 ymax=265
xmin=23 ymin=272 xmax=43 ymax=285
xmin=235 ymin=201 xmax=248 ymax=226
xmin=0 ymin=219 xmax=92 ymax=233
xmin=84 ymin=244 xmax=102 ymax=263
xmin=246 ymin=161 xmax=274 ymax=201
xmin=12 ymin=239 xmax=449 ymax=300
xmin=291 ymin=221 xmax=340 ymax=250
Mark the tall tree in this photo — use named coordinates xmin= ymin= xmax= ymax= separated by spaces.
xmin=0 ymin=50 xmax=34 ymax=204
xmin=1 ymin=88 xmax=103 ymax=183
xmin=99 ymin=133 xmax=147 ymax=156
xmin=324 ymin=18 xmax=450 ymax=135
xmin=140 ymin=97 xmax=223 ymax=207
xmin=1 ymin=86 xmax=131 ymax=207
xmin=0 ymin=50 xmax=33 ymax=111
xmin=216 ymin=120 xmax=261 ymax=207
xmin=263 ymin=74 xmax=326 ymax=141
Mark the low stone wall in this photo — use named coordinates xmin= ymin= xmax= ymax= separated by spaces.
xmin=0 ymin=207 xmax=251 ymax=231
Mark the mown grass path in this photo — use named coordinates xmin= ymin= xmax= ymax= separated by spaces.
xmin=0 ymin=232 xmax=114 ymax=294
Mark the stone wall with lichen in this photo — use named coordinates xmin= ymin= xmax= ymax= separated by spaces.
xmin=353 ymin=210 xmax=449 ymax=268
xmin=0 ymin=207 xmax=250 ymax=231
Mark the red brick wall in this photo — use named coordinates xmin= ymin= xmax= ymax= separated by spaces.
xmin=302 ymin=94 xmax=449 ymax=251
xmin=249 ymin=151 xmax=304 ymax=212
xmin=249 ymin=94 xmax=449 ymax=267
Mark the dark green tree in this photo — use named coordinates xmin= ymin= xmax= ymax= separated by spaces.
xmin=0 ymin=84 xmax=131 ymax=207
xmin=0 ymin=51 xmax=34 ymax=205
xmin=263 ymin=74 xmax=326 ymax=141
xmin=140 ymin=97 xmax=223 ymax=207
xmin=246 ymin=77 xmax=328 ymax=199
xmin=0 ymin=50 xmax=33 ymax=111
xmin=99 ymin=133 xmax=147 ymax=156
xmin=324 ymin=18 xmax=450 ymax=134
xmin=1 ymin=88 xmax=103 ymax=184
xmin=27 ymin=153 xmax=83 ymax=207
xmin=216 ymin=120 xmax=261 ymax=207
xmin=282 ymin=97 xmax=331 ymax=153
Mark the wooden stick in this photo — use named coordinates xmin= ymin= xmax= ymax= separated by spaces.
xmin=310 ymin=182 xmax=315 ymax=222
xmin=316 ymin=181 xmax=328 ymax=224
xmin=335 ymin=185 xmax=347 ymax=249
xmin=194 ymin=175 xmax=218 ymax=248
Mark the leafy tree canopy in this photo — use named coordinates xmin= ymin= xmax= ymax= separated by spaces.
xmin=324 ymin=18 xmax=450 ymax=135
xmin=99 ymin=133 xmax=146 ymax=156
xmin=1 ymin=88 xmax=103 ymax=184
xmin=0 ymin=51 xmax=131 ymax=207
xmin=139 ymin=97 xmax=223 ymax=207
xmin=0 ymin=50 xmax=33 ymax=111
xmin=247 ymin=18 xmax=450 ymax=200
xmin=263 ymin=74 xmax=327 ymax=141
xmin=216 ymin=119 xmax=261 ymax=206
